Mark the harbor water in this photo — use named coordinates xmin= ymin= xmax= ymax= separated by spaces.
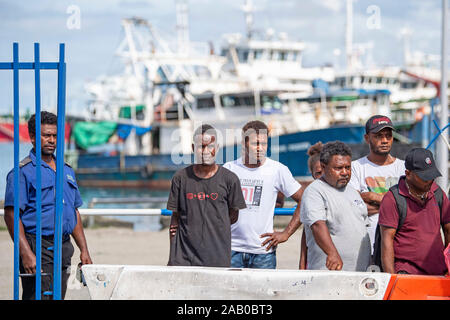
xmin=0 ymin=143 xmax=167 ymax=231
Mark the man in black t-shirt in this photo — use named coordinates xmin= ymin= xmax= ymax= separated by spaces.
xmin=167 ymin=124 xmax=246 ymax=267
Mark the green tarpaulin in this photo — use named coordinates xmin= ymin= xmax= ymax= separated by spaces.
xmin=72 ymin=121 xmax=117 ymax=149
xmin=330 ymin=95 xmax=359 ymax=102
xmin=119 ymin=105 xmax=146 ymax=119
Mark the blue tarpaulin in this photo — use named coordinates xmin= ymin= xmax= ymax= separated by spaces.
xmin=117 ymin=124 xmax=152 ymax=139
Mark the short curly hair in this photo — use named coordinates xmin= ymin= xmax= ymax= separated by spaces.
xmin=320 ymin=141 xmax=352 ymax=165
xmin=307 ymin=141 xmax=323 ymax=173
xmin=242 ymin=120 xmax=269 ymax=143
xmin=27 ymin=111 xmax=58 ymax=138
xmin=193 ymin=124 xmax=217 ymax=141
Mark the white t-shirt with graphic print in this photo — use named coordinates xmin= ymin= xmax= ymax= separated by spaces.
xmin=349 ymin=156 xmax=406 ymax=253
xmin=223 ymin=157 xmax=301 ymax=254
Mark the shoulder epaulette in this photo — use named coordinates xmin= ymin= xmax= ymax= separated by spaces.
xmin=19 ymin=156 xmax=32 ymax=168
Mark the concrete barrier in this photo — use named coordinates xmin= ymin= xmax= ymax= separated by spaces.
xmin=81 ymin=264 xmax=392 ymax=300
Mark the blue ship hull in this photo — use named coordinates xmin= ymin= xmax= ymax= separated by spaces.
xmin=75 ymin=124 xmax=370 ymax=188
xmin=75 ymin=117 xmax=429 ymax=189
xmin=274 ymin=125 xmax=366 ymax=177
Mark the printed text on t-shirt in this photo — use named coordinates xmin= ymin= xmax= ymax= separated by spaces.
xmin=186 ymin=192 xmax=218 ymax=200
xmin=240 ymin=179 xmax=264 ymax=208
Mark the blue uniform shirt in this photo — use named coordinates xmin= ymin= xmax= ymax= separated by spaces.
xmin=4 ymin=149 xmax=83 ymax=236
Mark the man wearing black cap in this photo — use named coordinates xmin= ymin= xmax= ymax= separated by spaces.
xmin=378 ymin=148 xmax=450 ymax=275
xmin=349 ymin=115 xmax=405 ymax=256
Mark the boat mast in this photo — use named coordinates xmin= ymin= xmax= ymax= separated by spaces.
xmin=400 ymin=27 xmax=412 ymax=67
xmin=345 ymin=0 xmax=355 ymax=89
xmin=243 ymin=0 xmax=254 ymax=40
xmin=345 ymin=0 xmax=353 ymax=73
xmin=437 ymin=0 xmax=449 ymax=191
xmin=176 ymin=0 xmax=190 ymax=55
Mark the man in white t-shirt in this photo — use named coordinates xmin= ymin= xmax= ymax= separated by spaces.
xmin=349 ymin=115 xmax=405 ymax=255
xmin=224 ymin=120 xmax=303 ymax=269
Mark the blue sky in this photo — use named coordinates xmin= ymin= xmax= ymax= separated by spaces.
xmin=0 ymin=0 xmax=445 ymax=115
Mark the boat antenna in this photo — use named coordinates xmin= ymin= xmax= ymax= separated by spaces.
xmin=400 ymin=27 xmax=412 ymax=67
xmin=176 ymin=0 xmax=190 ymax=55
xmin=243 ymin=0 xmax=254 ymax=39
xmin=345 ymin=0 xmax=354 ymax=72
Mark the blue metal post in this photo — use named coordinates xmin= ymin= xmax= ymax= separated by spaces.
xmin=34 ymin=43 xmax=43 ymax=300
xmin=53 ymin=43 xmax=66 ymax=300
xmin=1 ymin=42 xmax=66 ymax=300
xmin=12 ymin=43 xmax=20 ymax=301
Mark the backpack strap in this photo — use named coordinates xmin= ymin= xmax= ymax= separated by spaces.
xmin=390 ymin=183 xmax=444 ymax=230
xmin=389 ymin=184 xmax=408 ymax=233
xmin=372 ymin=185 xmax=406 ymax=270
xmin=433 ymin=186 xmax=444 ymax=226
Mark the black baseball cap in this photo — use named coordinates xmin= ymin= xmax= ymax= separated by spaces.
xmin=405 ymin=148 xmax=442 ymax=181
xmin=365 ymin=115 xmax=395 ymax=134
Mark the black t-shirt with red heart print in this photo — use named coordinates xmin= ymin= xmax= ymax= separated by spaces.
xmin=167 ymin=165 xmax=246 ymax=267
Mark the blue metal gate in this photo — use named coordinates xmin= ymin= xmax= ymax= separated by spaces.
xmin=0 ymin=43 xmax=66 ymax=300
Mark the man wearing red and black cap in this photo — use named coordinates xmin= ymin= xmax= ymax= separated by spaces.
xmin=349 ymin=115 xmax=405 ymax=256
xmin=365 ymin=115 xmax=395 ymax=134
xmin=378 ymin=148 xmax=450 ymax=275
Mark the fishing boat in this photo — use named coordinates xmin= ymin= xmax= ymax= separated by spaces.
xmin=67 ymin=0 xmax=441 ymax=189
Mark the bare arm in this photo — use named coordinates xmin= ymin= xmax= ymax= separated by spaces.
xmin=71 ymin=209 xmax=93 ymax=265
xmin=360 ymin=191 xmax=384 ymax=204
xmin=4 ymin=206 xmax=36 ymax=274
xmin=380 ymin=225 xmax=396 ymax=274
xmin=261 ymin=188 xmax=303 ymax=251
xmin=169 ymin=211 xmax=180 ymax=242
xmin=299 ymin=227 xmax=307 ymax=269
xmin=229 ymin=208 xmax=239 ymax=225
xmin=360 ymin=192 xmax=384 ymax=216
xmin=283 ymin=188 xmax=304 ymax=236
xmin=275 ymin=192 xmax=284 ymax=208
xmin=310 ymin=220 xmax=342 ymax=271
xmin=366 ymin=203 xmax=380 ymax=216
xmin=443 ymin=222 xmax=450 ymax=248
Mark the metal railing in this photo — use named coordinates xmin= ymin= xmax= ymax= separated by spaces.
xmin=0 ymin=207 xmax=296 ymax=217
xmin=84 ymin=196 xmax=297 ymax=216
xmin=0 ymin=43 xmax=66 ymax=300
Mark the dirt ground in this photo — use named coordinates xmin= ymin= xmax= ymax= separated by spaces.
xmin=0 ymin=218 xmax=303 ymax=300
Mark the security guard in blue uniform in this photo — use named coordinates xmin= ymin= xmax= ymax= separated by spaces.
xmin=3 ymin=111 xmax=92 ymax=300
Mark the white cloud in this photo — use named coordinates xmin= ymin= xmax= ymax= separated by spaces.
xmin=0 ymin=0 xmax=445 ymax=114
xmin=319 ymin=0 xmax=344 ymax=13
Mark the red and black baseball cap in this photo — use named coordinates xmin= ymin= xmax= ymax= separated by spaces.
xmin=405 ymin=148 xmax=442 ymax=181
xmin=365 ymin=115 xmax=395 ymax=134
